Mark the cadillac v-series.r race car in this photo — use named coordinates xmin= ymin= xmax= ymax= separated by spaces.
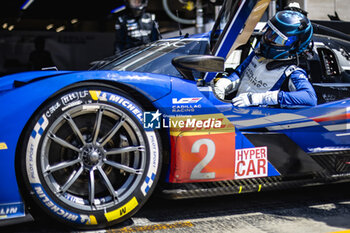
xmin=1 ymin=0 xmax=350 ymax=229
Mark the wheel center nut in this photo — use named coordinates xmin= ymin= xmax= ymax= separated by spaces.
xmin=82 ymin=146 xmax=102 ymax=166
xmin=89 ymin=151 xmax=100 ymax=163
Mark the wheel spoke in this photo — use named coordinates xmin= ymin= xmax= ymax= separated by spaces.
xmin=60 ymin=166 xmax=84 ymax=193
xmin=99 ymin=115 xmax=126 ymax=147
xmin=92 ymin=107 xmax=104 ymax=145
xmin=48 ymin=132 xmax=80 ymax=152
xmin=64 ymin=114 xmax=86 ymax=146
xmin=104 ymin=160 xmax=143 ymax=175
xmin=97 ymin=166 xmax=118 ymax=201
xmin=89 ymin=169 xmax=95 ymax=206
xmin=44 ymin=158 xmax=82 ymax=175
xmin=106 ymin=146 xmax=145 ymax=155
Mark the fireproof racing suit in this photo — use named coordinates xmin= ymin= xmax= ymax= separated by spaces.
xmin=215 ymin=52 xmax=317 ymax=108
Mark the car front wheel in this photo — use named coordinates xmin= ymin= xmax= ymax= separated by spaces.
xmin=20 ymin=84 xmax=161 ymax=229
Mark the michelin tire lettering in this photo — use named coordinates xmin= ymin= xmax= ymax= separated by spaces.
xmin=22 ymin=85 xmax=161 ymax=229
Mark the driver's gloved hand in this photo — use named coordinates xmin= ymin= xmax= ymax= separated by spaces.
xmin=232 ymin=91 xmax=279 ymax=107
xmin=214 ymin=73 xmax=240 ymax=100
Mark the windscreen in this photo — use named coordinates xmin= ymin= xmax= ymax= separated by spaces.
xmin=96 ymin=39 xmax=209 ymax=78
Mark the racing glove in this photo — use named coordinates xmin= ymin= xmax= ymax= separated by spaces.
xmin=214 ymin=73 xmax=240 ymax=100
xmin=232 ymin=91 xmax=279 ymax=107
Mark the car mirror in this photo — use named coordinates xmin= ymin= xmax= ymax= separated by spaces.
xmin=172 ymin=55 xmax=225 ymax=80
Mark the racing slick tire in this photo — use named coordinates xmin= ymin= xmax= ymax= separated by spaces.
xmin=20 ymin=84 xmax=162 ymax=229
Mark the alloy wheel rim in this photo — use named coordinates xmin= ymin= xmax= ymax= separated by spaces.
xmin=40 ymin=103 xmax=146 ymax=211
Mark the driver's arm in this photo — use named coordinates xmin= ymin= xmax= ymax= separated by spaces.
xmin=278 ymin=70 xmax=317 ymax=108
xmin=214 ymin=52 xmax=255 ymax=99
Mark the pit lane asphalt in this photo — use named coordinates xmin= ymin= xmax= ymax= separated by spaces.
xmin=2 ymin=182 xmax=350 ymax=233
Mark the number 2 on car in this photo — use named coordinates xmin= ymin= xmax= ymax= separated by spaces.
xmin=169 ymin=132 xmax=235 ymax=183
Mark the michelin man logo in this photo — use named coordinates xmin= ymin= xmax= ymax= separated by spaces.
xmin=144 ymin=110 xmax=162 ymax=129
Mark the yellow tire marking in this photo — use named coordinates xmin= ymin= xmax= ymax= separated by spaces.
xmin=89 ymin=90 xmax=101 ymax=100
xmin=0 ymin=142 xmax=8 ymax=150
xmin=105 ymin=197 xmax=138 ymax=222
xmin=87 ymin=215 xmax=97 ymax=225
xmin=239 ymin=186 xmax=243 ymax=194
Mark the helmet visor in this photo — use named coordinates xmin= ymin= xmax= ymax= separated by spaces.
xmin=263 ymin=22 xmax=297 ymax=47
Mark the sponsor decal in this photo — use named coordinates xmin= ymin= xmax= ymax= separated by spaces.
xmin=166 ymin=117 xmax=222 ymax=130
xmin=0 ymin=203 xmax=25 ymax=219
xmin=0 ymin=142 xmax=8 ymax=150
xmin=172 ymin=98 xmax=202 ymax=104
xmin=144 ymin=110 xmax=162 ymax=129
xmin=245 ymin=67 xmax=268 ymax=88
xmin=104 ymin=197 xmax=138 ymax=222
xmin=172 ymin=98 xmax=202 ymax=113
xmin=169 ymin=114 xmax=234 ymax=135
xmin=234 ymin=147 xmax=268 ymax=179
xmin=143 ymin=112 xmax=229 ymax=132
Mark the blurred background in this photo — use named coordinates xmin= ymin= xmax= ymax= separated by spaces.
xmin=0 ymin=0 xmax=349 ymax=75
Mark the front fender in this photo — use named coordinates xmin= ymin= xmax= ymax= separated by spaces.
xmin=0 ymin=70 xmax=171 ymax=205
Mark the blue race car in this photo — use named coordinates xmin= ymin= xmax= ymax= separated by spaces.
xmin=1 ymin=0 xmax=350 ymax=229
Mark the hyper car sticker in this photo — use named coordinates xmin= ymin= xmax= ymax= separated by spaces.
xmin=234 ymin=147 xmax=268 ymax=179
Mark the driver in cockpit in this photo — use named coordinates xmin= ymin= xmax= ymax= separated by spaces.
xmin=214 ymin=9 xmax=317 ymax=108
